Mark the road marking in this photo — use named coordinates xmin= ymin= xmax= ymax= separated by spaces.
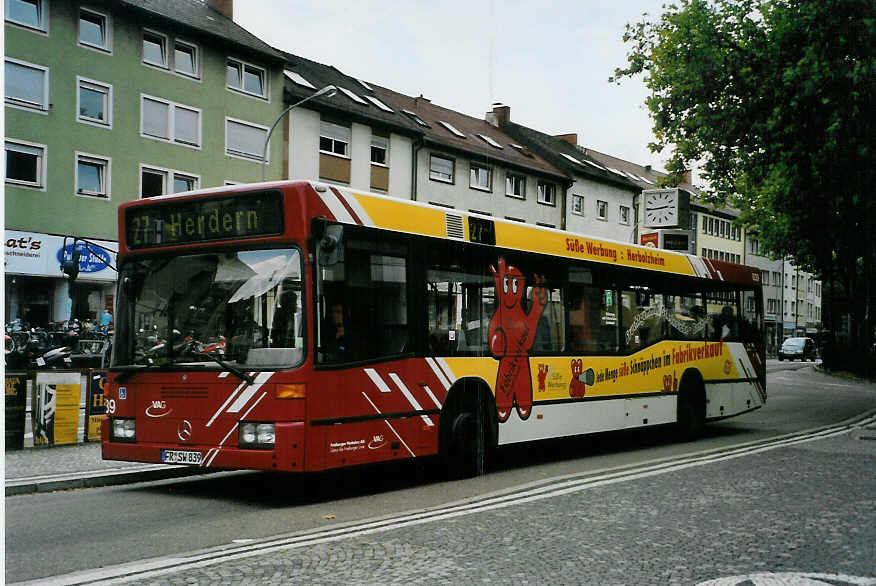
xmin=697 ymin=571 xmax=875 ymax=585
xmin=30 ymin=411 xmax=876 ymax=586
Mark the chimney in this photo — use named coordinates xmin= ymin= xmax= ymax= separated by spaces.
xmin=554 ymin=133 xmax=578 ymax=146
xmin=415 ymin=94 xmax=431 ymax=106
xmin=682 ymin=170 xmax=693 ymax=185
xmin=492 ymin=103 xmax=510 ymax=127
xmin=645 ymin=164 xmax=652 ymax=172
xmin=208 ymin=0 xmax=233 ymax=20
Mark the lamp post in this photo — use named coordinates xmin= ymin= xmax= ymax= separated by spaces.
xmin=261 ymin=85 xmax=337 ymax=182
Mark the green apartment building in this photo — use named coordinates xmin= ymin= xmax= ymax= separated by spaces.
xmin=4 ymin=0 xmax=284 ymax=326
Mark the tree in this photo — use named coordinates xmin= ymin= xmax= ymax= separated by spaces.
xmin=612 ymin=0 xmax=875 ymax=373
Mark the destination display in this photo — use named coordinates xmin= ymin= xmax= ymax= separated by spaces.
xmin=125 ymin=191 xmax=284 ymax=249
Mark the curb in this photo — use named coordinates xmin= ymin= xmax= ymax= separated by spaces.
xmin=6 ymin=465 xmax=215 ymax=496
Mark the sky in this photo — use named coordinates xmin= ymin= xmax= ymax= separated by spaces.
xmin=234 ymin=0 xmax=669 ymax=172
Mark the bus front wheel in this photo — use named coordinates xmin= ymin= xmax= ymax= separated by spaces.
xmin=444 ymin=410 xmax=486 ymax=479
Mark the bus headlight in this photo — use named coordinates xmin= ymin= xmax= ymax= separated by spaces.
xmin=111 ymin=418 xmax=136 ymax=442
xmin=238 ymin=422 xmax=275 ymax=449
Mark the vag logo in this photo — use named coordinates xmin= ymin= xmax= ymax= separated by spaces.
xmin=368 ymin=434 xmax=386 ymax=450
xmin=145 ymin=400 xmax=172 ymax=418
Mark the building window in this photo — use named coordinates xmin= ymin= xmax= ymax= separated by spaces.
xmin=227 ymin=58 xmax=267 ymax=99
xmin=79 ymin=7 xmax=110 ymax=51
xmin=142 ymin=30 xmax=167 ymax=68
xmin=75 ymin=153 xmax=109 ymax=199
xmin=319 ymin=121 xmax=350 ymax=157
xmin=470 ymin=163 xmax=492 ymax=191
xmin=571 ymin=194 xmax=584 ymax=215
xmin=225 ymin=118 xmax=268 ymax=161
xmin=537 ymin=181 xmax=556 ymax=205
xmin=77 ymin=77 xmax=111 ymax=127
xmin=141 ymin=165 xmax=199 ymax=198
xmin=5 ymin=58 xmax=48 ymax=111
xmin=505 ymin=172 xmax=525 ymax=199
xmin=6 ymin=0 xmax=46 ymax=31
xmin=429 ymin=154 xmax=454 ymax=183
xmin=370 ymin=134 xmax=388 ymax=166
xmin=173 ymin=40 xmax=199 ymax=78
xmin=141 ymin=95 xmax=201 ymax=147
xmin=596 ymin=200 xmax=608 ymax=221
xmin=702 ymin=215 xmax=708 ymax=231
xmin=5 ymin=140 xmax=46 ymax=189
xmin=619 ymin=205 xmax=631 ymax=225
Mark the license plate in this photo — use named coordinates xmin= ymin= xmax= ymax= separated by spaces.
xmin=161 ymin=449 xmax=202 ymax=465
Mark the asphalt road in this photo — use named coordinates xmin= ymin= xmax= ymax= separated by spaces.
xmin=6 ymin=362 xmax=875 ymax=584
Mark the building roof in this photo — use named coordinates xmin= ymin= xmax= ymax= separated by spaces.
xmin=281 ymin=52 xmax=421 ymax=136
xmin=360 ymin=87 xmax=567 ymax=181
xmin=120 ymin=0 xmax=284 ymax=62
xmin=583 ymin=149 xmax=739 ymax=217
xmin=499 ymin=122 xmax=640 ymax=192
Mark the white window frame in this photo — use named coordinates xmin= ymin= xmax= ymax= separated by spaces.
xmin=225 ymin=117 xmax=269 ymax=162
xmin=173 ymin=38 xmax=200 ymax=79
xmin=5 ymin=139 xmax=47 ymax=190
xmin=429 ymin=154 xmax=455 ymax=184
xmin=140 ymin=94 xmax=201 ymax=148
xmin=571 ymin=194 xmax=584 ymax=215
xmin=370 ymin=134 xmax=389 ymax=167
xmin=78 ymin=6 xmax=111 ymax=53
xmin=226 ymin=57 xmax=268 ymax=100
xmin=75 ymin=152 xmax=110 ymax=200
xmin=5 ymin=0 xmax=48 ymax=33
xmin=5 ymin=58 xmax=49 ymax=113
xmin=139 ymin=164 xmax=200 ymax=198
xmin=142 ymin=29 xmax=168 ymax=69
xmin=469 ymin=162 xmax=492 ymax=192
xmin=505 ymin=172 xmax=526 ymax=199
xmin=619 ymin=205 xmax=631 ymax=225
xmin=596 ymin=199 xmax=608 ymax=221
xmin=319 ymin=121 xmax=351 ymax=158
xmin=76 ymin=76 xmax=112 ymax=128
xmin=537 ymin=181 xmax=556 ymax=206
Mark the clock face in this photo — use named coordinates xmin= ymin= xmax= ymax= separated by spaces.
xmin=644 ymin=189 xmax=678 ymax=227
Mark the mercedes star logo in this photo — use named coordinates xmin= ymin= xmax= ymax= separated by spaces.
xmin=177 ymin=419 xmax=193 ymax=442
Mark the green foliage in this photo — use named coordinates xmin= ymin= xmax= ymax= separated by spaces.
xmin=612 ymin=0 xmax=875 ymax=360
xmin=612 ymin=0 xmax=875 ymax=277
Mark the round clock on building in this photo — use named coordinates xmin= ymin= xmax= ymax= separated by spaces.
xmin=643 ymin=189 xmax=679 ymax=227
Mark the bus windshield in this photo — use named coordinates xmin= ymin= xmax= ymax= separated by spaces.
xmin=113 ymin=248 xmax=305 ymax=369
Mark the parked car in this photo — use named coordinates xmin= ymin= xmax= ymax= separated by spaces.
xmin=779 ymin=337 xmax=817 ymax=361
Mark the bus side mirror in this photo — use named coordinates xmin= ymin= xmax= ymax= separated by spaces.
xmin=318 ymin=225 xmax=344 ymax=267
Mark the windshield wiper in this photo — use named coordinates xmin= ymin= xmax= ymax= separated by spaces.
xmin=196 ymin=352 xmax=255 ymax=385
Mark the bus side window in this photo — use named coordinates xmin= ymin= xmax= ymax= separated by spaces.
xmin=532 ymin=288 xmax=565 ymax=353
xmin=622 ymin=288 xmax=665 ymax=352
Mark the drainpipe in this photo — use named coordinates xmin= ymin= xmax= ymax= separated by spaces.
xmin=411 ymin=138 xmax=424 ymax=201
xmin=560 ymin=180 xmax=572 ymax=231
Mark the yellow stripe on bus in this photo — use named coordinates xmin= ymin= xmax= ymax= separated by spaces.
xmin=495 ymin=222 xmax=697 ymax=275
xmin=353 ymin=192 xmax=448 ymax=239
xmin=351 ymin=190 xmax=696 ymax=276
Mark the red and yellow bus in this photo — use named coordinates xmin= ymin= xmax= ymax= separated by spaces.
xmin=102 ymin=180 xmax=765 ymax=477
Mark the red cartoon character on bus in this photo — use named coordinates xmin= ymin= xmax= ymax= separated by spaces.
xmin=488 ymin=257 xmax=547 ymax=421
xmin=569 ymin=359 xmax=595 ymax=398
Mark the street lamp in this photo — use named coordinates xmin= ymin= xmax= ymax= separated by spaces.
xmin=261 ymin=85 xmax=337 ymax=181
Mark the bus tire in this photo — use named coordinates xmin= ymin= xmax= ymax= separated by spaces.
xmin=676 ymin=370 xmax=706 ymax=441
xmin=440 ymin=379 xmax=496 ymax=479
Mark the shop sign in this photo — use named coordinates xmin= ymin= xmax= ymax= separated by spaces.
xmin=4 ymin=230 xmax=116 ymax=281
xmin=85 ymin=370 xmax=107 ymax=441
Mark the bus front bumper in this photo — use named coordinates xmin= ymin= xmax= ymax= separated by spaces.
xmin=101 ymin=420 xmax=306 ymax=472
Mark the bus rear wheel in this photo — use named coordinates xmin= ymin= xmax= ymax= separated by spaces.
xmin=676 ymin=374 xmax=706 ymax=441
